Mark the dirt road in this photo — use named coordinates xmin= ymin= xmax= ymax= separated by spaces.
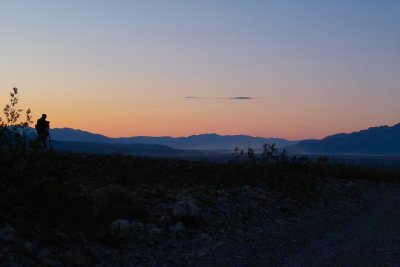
xmin=194 ymin=182 xmax=400 ymax=267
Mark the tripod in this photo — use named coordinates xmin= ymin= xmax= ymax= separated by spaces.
xmin=47 ymin=131 xmax=53 ymax=150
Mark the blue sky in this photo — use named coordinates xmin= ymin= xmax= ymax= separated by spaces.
xmin=1 ymin=1 xmax=399 ymax=139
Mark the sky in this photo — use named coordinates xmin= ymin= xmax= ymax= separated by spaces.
xmin=1 ymin=0 xmax=400 ymax=140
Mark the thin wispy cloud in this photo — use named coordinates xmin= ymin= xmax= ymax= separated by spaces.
xmin=223 ymin=97 xmax=255 ymax=100
xmin=185 ymin=96 xmax=257 ymax=100
xmin=185 ymin=96 xmax=206 ymax=99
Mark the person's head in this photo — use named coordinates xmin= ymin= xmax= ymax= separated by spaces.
xmin=41 ymin=114 xmax=47 ymax=119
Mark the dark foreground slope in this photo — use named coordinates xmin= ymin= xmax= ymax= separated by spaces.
xmin=1 ymin=151 xmax=399 ymax=266
xmin=52 ymin=140 xmax=194 ymax=157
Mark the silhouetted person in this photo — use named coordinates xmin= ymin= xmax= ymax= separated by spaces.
xmin=35 ymin=114 xmax=50 ymax=147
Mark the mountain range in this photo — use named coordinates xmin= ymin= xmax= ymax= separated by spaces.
xmin=27 ymin=122 xmax=400 ymax=156
xmin=288 ymin=123 xmax=400 ymax=155
xmin=49 ymin=128 xmax=296 ymax=150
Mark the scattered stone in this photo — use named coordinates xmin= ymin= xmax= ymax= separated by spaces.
xmin=19 ymin=256 xmax=36 ymax=266
xmin=37 ymin=249 xmax=50 ymax=259
xmin=111 ymin=219 xmax=130 ymax=228
xmin=173 ymin=195 xmax=200 ymax=224
xmin=200 ymin=233 xmax=211 ymax=242
xmin=5 ymin=260 xmax=20 ymax=267
xmin=0 ymin=154 xmax=376 ymax=266
xmin=215 ymin=241 xmax=225 ymax=248
xmin=41 ymin=258 xmax=55 ymax=267
xmin=279 ymin=206 xmax=291 ymax=215
xmin=7 ymin=252 xmax=15 ymax=261
xmin=6 ymin=232 xmax=18 ymax=243
xmin=158 ymin=215 xmax=173 ymax=225
xmin=196 ymin=247 xmax=209 ymax=257
xmin=155 ymin=202 xmax=169 ymax=211
xmin=133 ymin=221 xmax=145 ymax=229
xmin=52 ymin=260 xmax=65 ymax=267
xmin=111 ymin=219 xmax=134 ymax=239
xmin=347 ymin=181 xmax=358 ymax=191
xmin=209 ymin=189 xmax=218 ymax=196
xmin=110 ymin=219 xmax=131 ymax=233
xmin=169 ymin=222 xmax=185 ymax=234
xmin=0 ymin=224 xmax=18 ymax=243
xmin=56 ymin=232 xmax=69 ymax=243
xmin=77 ymin=232 xmax=88 ymax=244
xmin=166 ymin=238 xmax=182 ymax=249
xmin=149 ymin=227 xmax=163 ymax=236
xmin=0 ymin=233 xmax=7 ymax=242
xmin=0 ymin=224 xmax=15 ymax=235
xmin=62 ymin=247 xmax=88 ymax=265
xmin=23 ymin=241 xmax=34 ymax=255
xmin=1 ymin=245 xmax=10 ymax=254
xmin=193 ymin=192 xmax=213 ymax=203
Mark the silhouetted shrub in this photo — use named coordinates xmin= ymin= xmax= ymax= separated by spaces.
xmin=0 ymin=87 xmax=32 ymax=150
xmin=1 ymin=144 xmax=399 ymax=246
xmin=19 ymin=177 xmax=94 ymax=227
xmin=94 ymin=185 xmax=148 ymax=223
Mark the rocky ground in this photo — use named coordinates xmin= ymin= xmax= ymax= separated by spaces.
xmin=3 ymin=175 xmax=397 ymax=267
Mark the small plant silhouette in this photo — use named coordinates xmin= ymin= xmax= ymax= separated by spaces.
xmin=260 ymin=143 xmax=278 ymax=164
xmin=0 ymin=87 xmax=32 ymax=149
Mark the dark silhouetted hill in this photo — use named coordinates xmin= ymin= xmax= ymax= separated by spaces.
xmin=288 ymin=123 xmax=400 ymax=155
xmin=52 ymin=140 xmax=191 ymax=156
xmin=50 ymin=128 xmax=296 ymax=150
xmin=50 ymin=128 xmax=110 ymax=143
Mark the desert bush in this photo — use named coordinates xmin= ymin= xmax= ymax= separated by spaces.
xmin=0 ymin=143 xmax=398 ymax=246
xmin=260 ymin=143 xmax=279 ymax=164
xmin=94 ymin=184 xmax=148 ymax=223
xmin=0 ymin=87 xmax=32 ymax=149
xmin=18 ymin=178 xmax=94 ymax=227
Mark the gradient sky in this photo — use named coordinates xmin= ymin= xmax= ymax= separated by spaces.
xmin=1 ymin=1 xmax=400 ymax=140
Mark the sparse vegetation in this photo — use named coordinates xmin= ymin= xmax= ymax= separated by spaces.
xmin=1 ymin=149 xmax=399 ymax=233
xmin=94 ymin=184 xmax=148 ymax=223
xmin=1 ymin=145 xmax=400 ymax=265
xmin=0 ymin=87 xmax=32 ymax=149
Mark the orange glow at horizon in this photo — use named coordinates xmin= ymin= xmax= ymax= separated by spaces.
xmin=38 ymin=97 xmax=399 ymax=141
xmin=2 ymin=77 xmax=399 ymax=141
xmin=1 ymin=1 xmax=399 ymax=141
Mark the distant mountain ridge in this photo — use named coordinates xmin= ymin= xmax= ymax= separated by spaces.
xmin=51 ymin=140 xmax=189 ymax=156
xmin=288 ymin=123 xmax=400 ymax=155
xmin=49 ymin=128 xmax=296 ymax=150
xmin=27 ymin=123 xmax=400 ymax=155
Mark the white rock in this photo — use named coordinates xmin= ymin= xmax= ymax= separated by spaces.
xmin=173 ymin=196 xmax=200 ymax=219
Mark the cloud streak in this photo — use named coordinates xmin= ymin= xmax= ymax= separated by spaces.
xmin=223 ymin=97 xmax=255 ymax=100
xmin=185 ymin=96 xmax=206 ymax=99
xmin=185 ymin=96 xmax=257 ymax=100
